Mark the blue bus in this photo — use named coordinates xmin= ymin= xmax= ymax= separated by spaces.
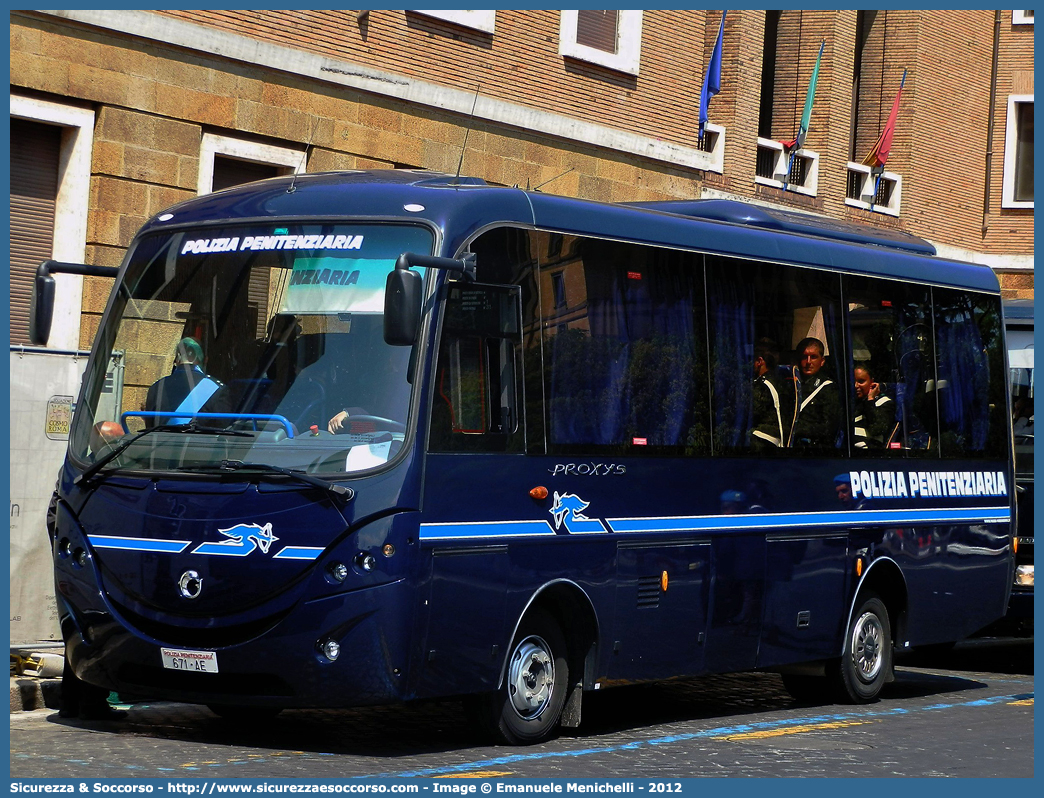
xmin=1003 ymin=298 xmax=1033 ymax=634
xmin=33 ymin=171 xmax=1015 ymax=744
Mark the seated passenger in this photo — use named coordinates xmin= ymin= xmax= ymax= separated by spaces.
xmin=750 ymin=338 xmax=786 ymax=450
xmin=853 ymin=363 xmax=895 ymax=449
xmin=789 ymin=336 xmax=841 ymax=448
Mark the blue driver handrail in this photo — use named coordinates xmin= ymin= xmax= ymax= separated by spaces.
xmin=121 ymin=411 xmax=295 ymax=438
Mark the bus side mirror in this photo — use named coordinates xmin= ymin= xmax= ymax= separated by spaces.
xmin=28 ymin=260 xmax=120 ymax=346
xmin=29 ymin=263 xmax=57 ymax=346
xmin=384 ymin=267 xmax=422 ymax=346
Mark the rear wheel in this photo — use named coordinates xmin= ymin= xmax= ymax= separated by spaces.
xmin=831 ymin=592 xmax=891 ymax=703
xmin=474 ymin=609 xmax=569 ymax=745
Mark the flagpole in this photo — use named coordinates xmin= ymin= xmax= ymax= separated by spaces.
xmin=866 ymin=68 xmax=907 ymax=210
xmin=783 ymin=39 xmax=824 ymax=193
xmin=698 ymin=10 xmax=726 ymax=145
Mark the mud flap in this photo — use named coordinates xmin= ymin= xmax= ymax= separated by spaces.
xmin=560 ymin=680 xmax=582 ymax=728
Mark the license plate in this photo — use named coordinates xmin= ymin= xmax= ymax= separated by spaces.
xmin=161 ymin=647 xmax=218 ymax=673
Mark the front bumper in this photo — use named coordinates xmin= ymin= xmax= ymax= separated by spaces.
xmin=65 ymin=578 xmax=413 ymax=708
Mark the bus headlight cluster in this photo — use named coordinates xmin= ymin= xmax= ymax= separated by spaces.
xmin=1015 ymin=565 xmax=1033 ymax=587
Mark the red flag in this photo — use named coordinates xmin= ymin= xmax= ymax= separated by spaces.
xmin=863 ymin=69 xmax=906 ymax=168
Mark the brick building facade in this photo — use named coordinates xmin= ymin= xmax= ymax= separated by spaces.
xmin=9 ymin=9 xmax=1034 ymax=350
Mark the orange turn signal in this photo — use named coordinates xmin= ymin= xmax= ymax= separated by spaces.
xmin=1013 ymin=536 xmax=1018 ymax=554
xmin=530 ymin=486 xmax=548 ymax=500
xmin=661 ymin=571 xmax=669 ymax=592
xmin=855 ymin=558 xmax=863 ymax=577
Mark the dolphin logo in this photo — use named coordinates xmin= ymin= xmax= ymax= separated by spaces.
xmin=550 ymin=492 xmax=607 ymax=534
xmin=190 ymin=523 xmax=280 ymax=557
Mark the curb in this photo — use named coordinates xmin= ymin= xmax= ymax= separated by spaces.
xmin=10 ymin=676 xmax=62 ymax=713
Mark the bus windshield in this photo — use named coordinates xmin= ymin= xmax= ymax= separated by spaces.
xmin=70 ymin=222 xmax=433 ymax=475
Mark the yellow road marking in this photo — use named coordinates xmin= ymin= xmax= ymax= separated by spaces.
xmin=436 ymin=771 xmax=515 ymax=778
xmin=1009 ymin=699 xmax=1033 ymax=706
xmin=715 ymin=719 xmax=871 ymax=741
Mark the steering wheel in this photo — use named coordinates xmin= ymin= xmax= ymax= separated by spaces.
xmin=339 ymin=414 xmax=406 ymax=434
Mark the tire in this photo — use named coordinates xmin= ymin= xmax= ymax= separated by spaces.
xmin=207 ymin=704 xmax=283 ymax=721
xmin=831 ymin=592 xmax=892 ymax=703
xmin=781 ymin=674 xmax=829 ymax=704
xmin=477 ymin=609 xmax=569 ymax=745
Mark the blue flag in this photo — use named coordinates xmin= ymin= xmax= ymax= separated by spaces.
xmin=698 ymin=11 xmax=726 ymax=140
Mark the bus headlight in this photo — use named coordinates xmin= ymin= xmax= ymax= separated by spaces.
xmin=319 ymin=638 xmax=340 ymax=662
xmin=1014 ymin=565 xmax=1033 ymax=587
xmin=327 ymin=562 xmax=349 ymax=583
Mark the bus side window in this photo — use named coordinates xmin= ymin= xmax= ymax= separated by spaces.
xmin=707 ymin=256 xmax=843 ymax=455
xmin=537 ymin=236 xmax=709 ymax=456
xmin=933 ymin=289 xmax=1007 ymax=458
xmin=428 ymin=282 xmax=523 ymax=453
xmin=844 ymin=276 xmax=935 ymax=456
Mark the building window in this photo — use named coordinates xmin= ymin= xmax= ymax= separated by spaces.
xmin=551 ymin=272 xmax=567 ymax=309
xmin=697 ymin=124 xmax=726 ymax=172
xmin=1012 ymin=10 xmax=1034 ymax=24
xmin=754 ymin=138 xmax=820 ymax=196
xmin=758 ymin=11 xmax=781 ymax=138
xmin=559 ymin=10 xmax=643 ymax=75
xmin=410 ymin=10 xmax=496 ymax=34
xmin=197 ymin=135 xmax=306 ymax=337
xmin=845 ymin=162 xmax=902 ymax=217
xmin=1002 ymin=95 xmax=1034 ymax=208
xmin=10 ymin=95 xmax=94 ymax=350
xmin=197 ymin=133 xmax=305 ymax=196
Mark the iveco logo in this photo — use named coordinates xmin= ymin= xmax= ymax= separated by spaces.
xmin=178 ymin=570 xmax=203 ymax=600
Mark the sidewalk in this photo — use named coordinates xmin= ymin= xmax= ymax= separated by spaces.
xmin=10 ymin=643 xmax=64 ymax=713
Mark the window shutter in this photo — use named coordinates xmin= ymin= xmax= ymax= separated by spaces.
xmin=211 ymin=155 xmax=283 ymax=192
xmin=10 ymin=119 xmax=61 ymax=346
xmin=576 ymin=10 xmax=619 ymax=54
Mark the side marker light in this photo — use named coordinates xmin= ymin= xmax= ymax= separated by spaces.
xmin=530 ymin=486 xmax=548 ymax=500
xmin=660 ymin=571 xmax=669 ymax=592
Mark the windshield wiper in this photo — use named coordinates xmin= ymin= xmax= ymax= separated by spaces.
xmin=177 ymin=460 xmax=354 ymax=500
xmin=75 ymin=423 xmax=251 ymax=485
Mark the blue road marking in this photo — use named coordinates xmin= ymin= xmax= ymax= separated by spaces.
xmin=361 ymin=691 xmax=1033 ymax=778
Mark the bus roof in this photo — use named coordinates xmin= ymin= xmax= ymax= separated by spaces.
xmin=140 ymin=170 xmax=1000 ymax=294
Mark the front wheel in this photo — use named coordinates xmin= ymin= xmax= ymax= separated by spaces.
xmin=831 ymin=592 xmax=892 ymax=703
xmin=473 ymin=609 xmax=569 ymax=745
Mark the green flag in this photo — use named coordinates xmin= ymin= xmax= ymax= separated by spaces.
xmin=782 ymin=40 xmax=825 ymax=151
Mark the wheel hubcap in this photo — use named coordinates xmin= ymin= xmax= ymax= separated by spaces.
xmin=507 ymin=635 xmax=554 ymax=719
xmin=851 ymin=611 xmax=884 ymax=682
